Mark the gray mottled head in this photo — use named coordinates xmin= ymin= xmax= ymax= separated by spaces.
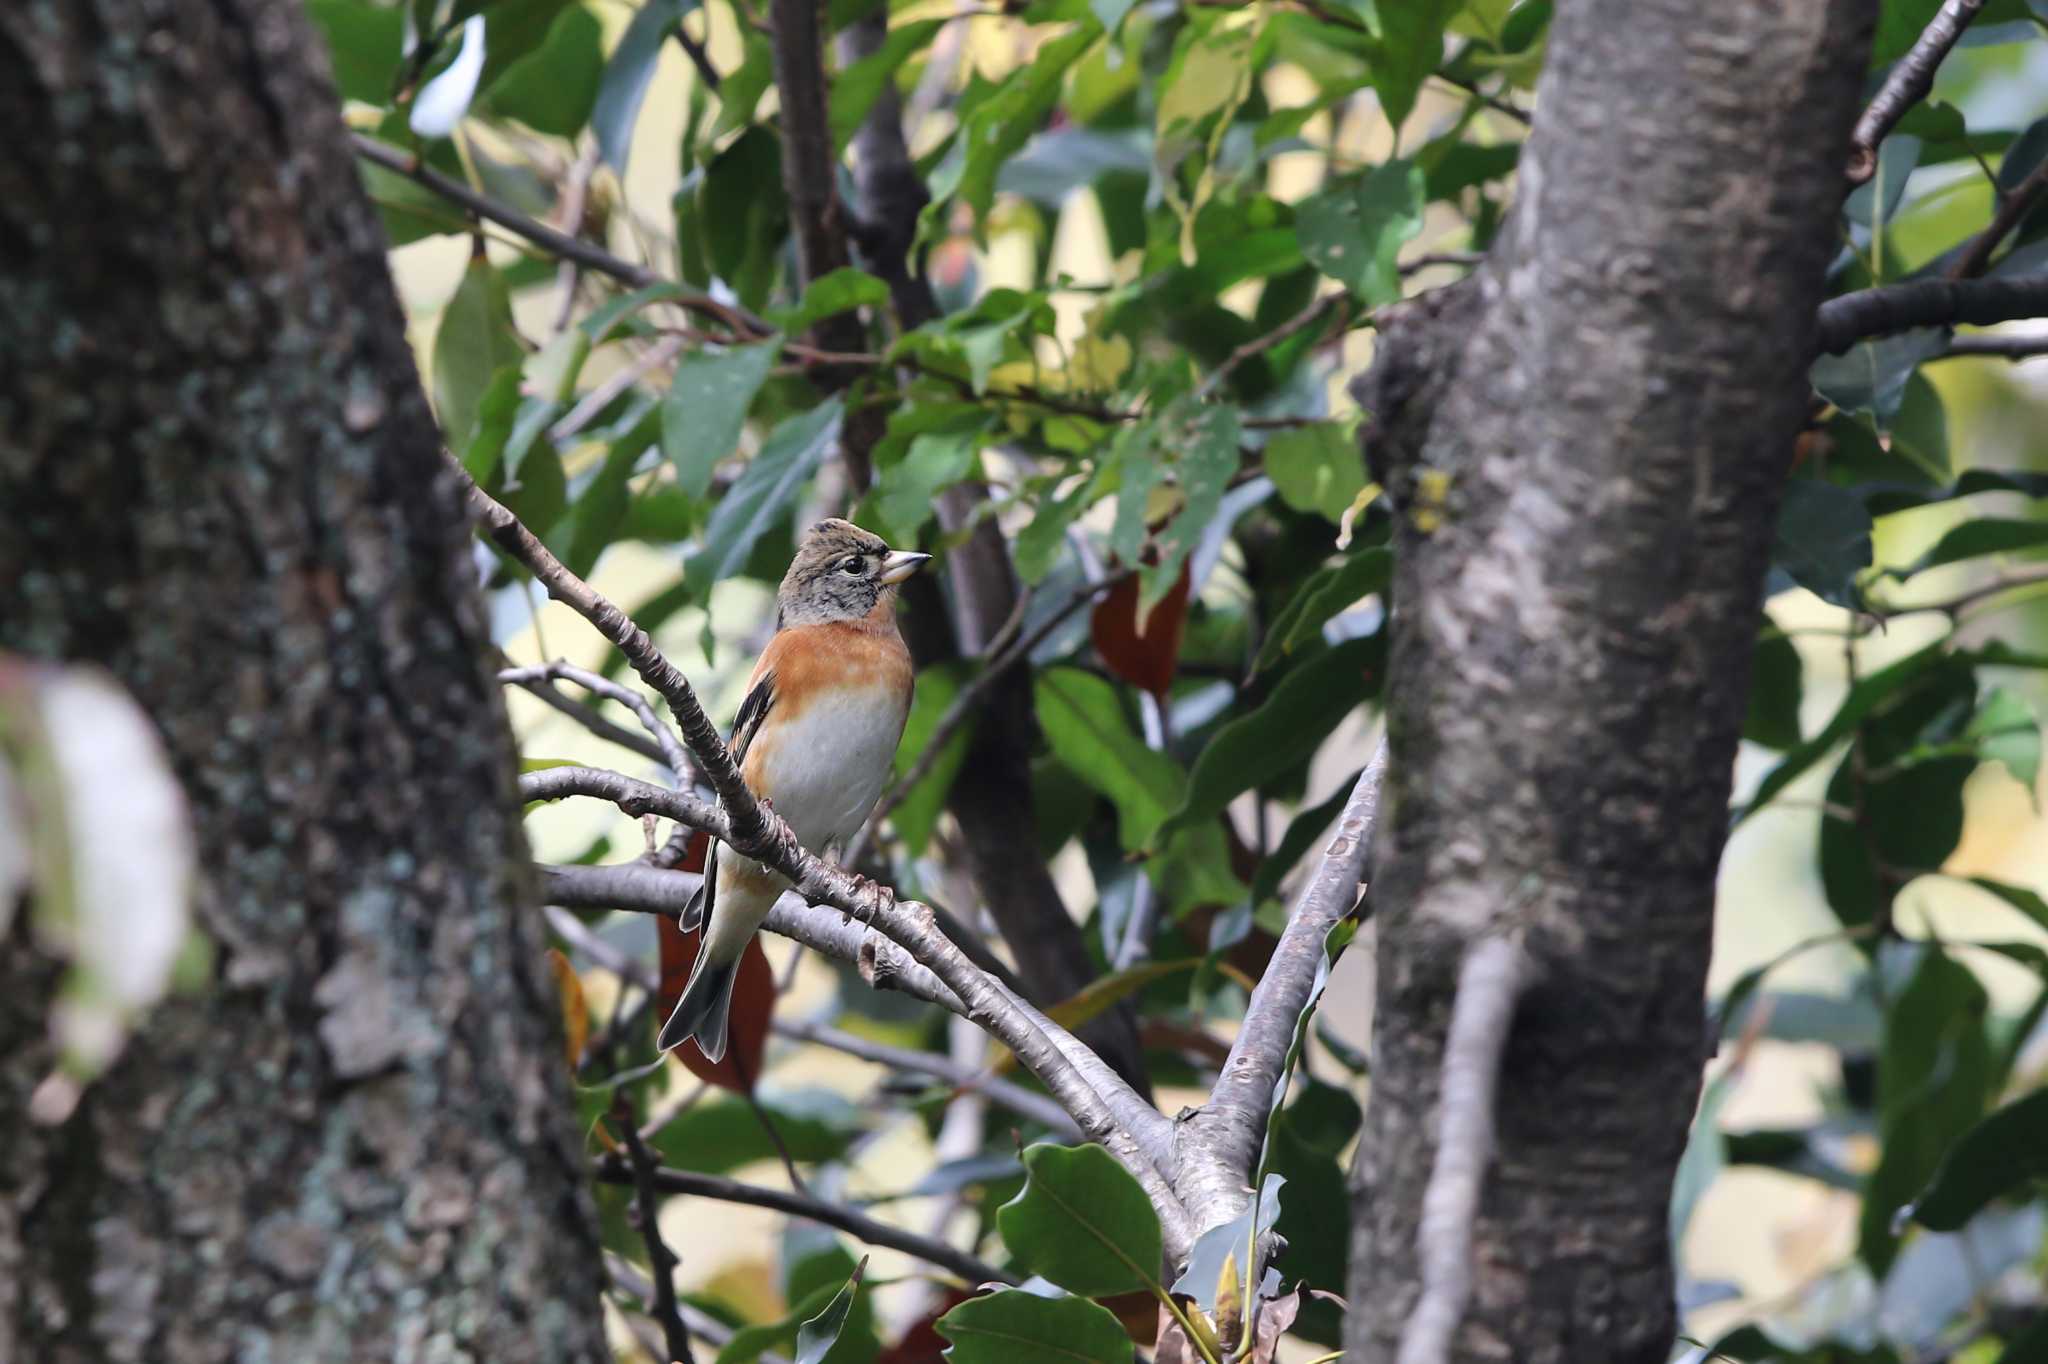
xmin=776 ymin=518 xmax=931 ymax=627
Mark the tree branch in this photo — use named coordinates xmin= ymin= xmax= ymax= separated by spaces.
xmin=1949 ymin=155 xmax=2048 ymax=280
xmin=595 ymin=1157 xmax=1017 ymax=1287
xmin=1174 ymin=743 xmax=1386 ymax=1225
xmin=352 ymin=133 xmax=765 ymax=337
xmin=1932 ymin=331 xmax=2048 ymax=361
xmin=773 ymin=1017 xmax=1085 ymax=1139
xmin=1812 ymin=274 xmax=2048 ymax=354
xmin=1396 ymin=935 xmax=1529 ymax=1364
xmin=615 ymin=1099 xmax=698 ymax=1364
xmin=506 ymin=671 xmax=671 ymax=769
xmin=499 ymin=660 xmax=696 ymax=783
xmin=606 ymin=1253 xmax=791 ymax=1364
xmin=1848 ymin=0 xmax=1987 ymax=183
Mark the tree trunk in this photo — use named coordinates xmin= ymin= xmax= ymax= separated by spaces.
xmin=0 ymin=5 xmax=607 ymax=1362
xmin=1344 ymin=2 xmax=1874 ymax=1359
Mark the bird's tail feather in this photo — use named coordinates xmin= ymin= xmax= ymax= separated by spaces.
xmin=657 ymin=951 xmax=740 ymax=1061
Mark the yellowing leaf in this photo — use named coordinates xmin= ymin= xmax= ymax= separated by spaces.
xmin=547 ymin=948 xmax=589 ymax=1069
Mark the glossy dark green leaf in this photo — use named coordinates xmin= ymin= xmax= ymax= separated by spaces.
xmin=475 ymin=0 xmax=578 ymax=91
xmin=1741 ymin=639 xmax=1951 ymax=818
xmin=662 ymin=341 xmax=780 ymax=498
xmin=1907 ymin=1088 xmax=2048 ymax=1231
xmin=1860 ymin=945 xmax=1993 ymax=1276
xmin=1772 ymin=479 xmax=1871 ymax=608
xmin=309 ymin=1 xmax=405 ymax=104
xmin=1811 ymin=327 xmax=1946 ymax=425
xmin=1159 ymin=637 xmax=1380 ymax=844
xmin=995 ymin=1142 xmax=1164 ymax=1297
xmin=684 ymin=400 xmax=843 ymax=597
xmin=934 ymin=1289 xmax=1132 ymax=1364
xmin=594 ymin=0 xmax=692 ymax=173
xmin=433 ymin=259 xmax=526 ymax=449
xmin=794 ymin=1256 xmax=868 ymax=1364
xmin=1297 ymin=160 xmax=1425 ymax=306
xmin=1035 ymin=667 xmax=1185 ymax=850
xmin=700 ymin=127 xmax=791 ymax=308
xmin=1170 ymin=1173 xmax=1283 ymax=1312
xmin=1744 ymin=631 xmax=1803 ymax=750
xmin=1255 ymin=549 xmax=1390 ymax=674
xmin=489 ymin=4 xmax=603 ymax=136
xmin=828 ymin=19 xmax=945 ymax=149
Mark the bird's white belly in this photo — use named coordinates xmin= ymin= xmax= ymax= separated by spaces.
xmin=756 ymin=685 xmax=907 ymax=853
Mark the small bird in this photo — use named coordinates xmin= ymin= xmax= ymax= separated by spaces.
xmin=658 ymin=518 xmax=931 ymax=1060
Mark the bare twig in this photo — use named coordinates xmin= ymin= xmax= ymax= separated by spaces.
xmin=1848 ymin=0 xmax=1988 ymax=183
xmin=1431 ymin=72 xmax=1533 ymax=126
xmin=550 ymin=334 xmax=686 ymax=442
xmin=671 ymin=15 xmax=723 ymax=91
xmin=1401 ymin=251 xmax=1487 ymax=276
xmin=507 ymin=672 xmax=671 ymax=769
xmin=1933 ymin=331 xmax=2048 ymax=361
xmin=774 ymin=1016 xmax=1084 ymax=1138
xmin=1200 ymin=294 xmax=1348 ymax=398
xmin=595 ymin=1157 xmax=1016 ymax=1286
xmin=1397 ymin=934 xmax=1529 ymax=1364
xmin=1949 ymin=156 xmax=2048 ymax=280
xmin=1813 ymin=274 xmax=2048 ymax=354
xmin=1873 ymin=563 xmax=2048 ymax=620
xmin=615 ymin=1098 xmax=698 ymax=1364
xmin=1174 ymin=743 xmax=1386 ymax=1224
xmin=607 ymin=1252 xmax=792 ymax=1364
xmin=500 ymin=660 xmax=695 ymax=782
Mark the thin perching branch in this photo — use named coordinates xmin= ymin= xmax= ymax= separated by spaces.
xmin=1948 ymin=156 xmax=2048 ymax=280
xmin=607 ymin=1252 xmax=791 ymax=1364
xmin=1848 ymin=0 xmax=1987 ymax=183
xmin=1813 ymin=274 xmax=2048 ymax=354
xmin=1175 ymin=741 xmax=1386 ymax=1223
xmin=615 ymin=1100 xmax=698 ymax=1364
xmin=1396 ymin=934 xmax=1530 ymax=1364
xmin=1932 ymin=331 xmax=2048 ymax=362
xmin=499 ymin=660 xmax=696 ymax=782
xmin=594 ymin=1157 xmax=1017 ymax=1287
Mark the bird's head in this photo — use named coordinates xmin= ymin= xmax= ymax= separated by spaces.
xmin=776 ymin=518 xmax=931 ymax=627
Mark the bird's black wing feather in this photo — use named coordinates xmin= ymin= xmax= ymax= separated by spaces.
xmin=685 ymin=669 xmax=776 ymax=935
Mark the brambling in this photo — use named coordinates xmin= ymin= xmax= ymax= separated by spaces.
xmin=658 ymin=518 xmax=931 ymax=1060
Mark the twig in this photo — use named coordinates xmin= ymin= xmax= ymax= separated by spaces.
xmin=1932 ymin=332 xmax=2048 ymax=361
xmin=507 ymin=672 xmax=671 ymax=768
xmin=606 ymin=1252 xmax=792 ymax=1364
xmin=352 ymin=133 xmax=767 ymax=337
xmin=1812 ymin=274 xmax=2048 ymax=354
xmin=615 ymin=1098 xmax=698 ymax=1364
xmin=1873 ymin=563 xmax=2048 ymax=620
xmin=1848 ymin=0 xmax=1988 ymax=183
xmin=1175 ymin=742 xmax=1385 ymax=1224
xmin=550 ymin=334 xmax=687 ymax=442
xmin=549 ymin=143 xmax=602 ymax=336
xmin=1431 ymin=72 xmax=1533 ymax=127
xmin=774 ymin=1016 xmax=1084 ymax=1138
xmin=672 ymin=15 xmax=723 ymax=91
xmin=1401 ymin=251 xmax=1487 ymax=276
xmin=857 ymin=573 xmax=1126 ymax=848
xmin=1949 ymin=156 xmax=2048 ymax=280
xmin=499 ymin=660 xmax=696 ymax=782
xmin=1397 ymin=934 xmax=1529 ymax=1364
xmin=595 ymin=1157 xmax=1017 ymax=1286
xmin=1200 ymin=294 xmax=1348 ymax=398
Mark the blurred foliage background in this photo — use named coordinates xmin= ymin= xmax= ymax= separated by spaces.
xmin=302 ymin=0 xmax=2048 ymax=1358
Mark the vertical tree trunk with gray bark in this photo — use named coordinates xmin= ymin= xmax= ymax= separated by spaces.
xmin=1346 ymin=2 xmax=1875 ymax=1358
xmin=0 ymin=4 xmax=607 ymax=1361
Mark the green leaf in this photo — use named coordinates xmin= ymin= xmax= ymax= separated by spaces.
xmin=1894 ymin=518 xmax=2048 ymax=578
xmin=770 ymin=268 xmax=890 ymax=334
xmin=685 ymin=400 xmax=843 ymax=596
xmin=309 ymin=1 xmax=405 ymax=104
xmin=794 ymin=1256 xmax=867 ymax=1364
xmin=1170 ymin=1174 xmax=1283 ymax=1312
xmin=929 ymin=24 xmax=1099 ymax=228
xmin=1970 ymin=688 xmax=2041 ymax=792
xmin=871 ymin=428 xmax=982 ymax=547
xmin=1860 ymin=944 xmax=1993 ymax=1277
xmin=489 ymin=4 xmax=603 ymax=136
xmin=934 ymin=1289 xmax=1133 ymax=1364
xmin=475 ymin=0 xmax=578 ymax=91
xmin=433 ymin=259 xmax=526 ymax=450
xmin=1160 ymin=637 xmax=1380 ymax=843
xmin=1143 ymin=403 xmax=1241 ymax=612
xmin=1772 ymin=478 xmax=1872 ymax=608
xmin=594 ymin=0 xmax=692 ymax=173
xmin=662 ymin=341 xmax=781 ymax=498
xmin=1014 ymin=473 xmax=1098 ymax=584
xmin=1034 ymin=668 xmax=1186 ymax=850
xmin=889 ymin=660 xmax=975 ymax=857
xmin=1908 ymin=1088 xmax=2048 ymax=1231
xmin=1740 ymin=639 xmax=1951 ymax=819
xmin=1669 ymin=1067 xmax=1738 ymax=1254
xmin=828 ymin=19 xmax=945 ymax=150
xmin=1811 ymin=328 xmax=1946 ymax=425
xmin=653 ymin=1089 xmax=865 ymax=1176
xmin=1296 ymin=160 xmax=1425 ymax=306
xmin=461 ymin=366 xmax=526 ymax=481
xmin=1361 ymin=1 xmax=1453 ymax=128
xmin=1744 ymin=631 xmax=1804 ymax=751
xmin=698 ymin=127 xmax=790 ymax=309
xmin=1265 ymin=422 xmax=1365 ymax=524
xmin=995 ymin=1142 xmax=1164 ymax=1298
xmin=1255 ymin=549 xmax=1391 ymax=674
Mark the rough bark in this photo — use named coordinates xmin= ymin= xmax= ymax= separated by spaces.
xmin=0 ymin=4 xmax=607 ymax=1362
xmin=1345 ymin=3 xmax=1875 ymax=1360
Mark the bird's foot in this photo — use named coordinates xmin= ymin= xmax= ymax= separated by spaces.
xmin=843 ymin=872 xmax=889 ymax=926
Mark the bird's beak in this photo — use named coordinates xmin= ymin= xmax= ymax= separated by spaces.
xmin=878 ymin=550 xmax=934 ymax=585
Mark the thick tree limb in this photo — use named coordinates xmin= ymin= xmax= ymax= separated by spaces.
xmin=1396 ymin=935 xmax=1529 ymax=1364
xmin=1814 ymin=274 xmax=2048 ymax=353
xmin=595 ymin=1159 xmax=1013 ymax=1287
xmin=1848 ymin=0 xmax=1987 ymax=183
xmin=1174 ymin=744 xmax=1385 ymax=1226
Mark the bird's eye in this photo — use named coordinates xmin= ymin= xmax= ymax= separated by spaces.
xmin=839 ymin=556 xmax=865 ymax=575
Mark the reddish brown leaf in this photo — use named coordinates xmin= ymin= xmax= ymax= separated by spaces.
xmin=545 ymin=948 xmax=588 ymax=1069
xmin=1091 ymin=563 xmax=1191 ymax=698
xmin=1098 ymin=1290 xmax=1161 ymax=1345
xmin=656 ymin=830 xmax=775 ymax=1093
xmin=1250 ymin=1287 xmax=1302 ymax=1363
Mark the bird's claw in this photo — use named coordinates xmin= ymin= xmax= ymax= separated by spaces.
xmin=843 ymin=872 xmax=888 ymax=927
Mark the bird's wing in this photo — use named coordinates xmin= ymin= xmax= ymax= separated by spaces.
xmin=730 ymin=666 xmax=776 ymax=767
